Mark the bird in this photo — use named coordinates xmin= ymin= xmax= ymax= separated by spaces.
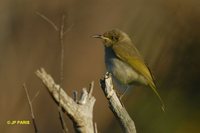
xmin=93 ymin=29 xmax=165 ymax=111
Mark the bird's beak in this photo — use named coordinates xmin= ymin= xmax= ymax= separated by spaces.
xmin=92 ymin=34 xmax=103 ymax=39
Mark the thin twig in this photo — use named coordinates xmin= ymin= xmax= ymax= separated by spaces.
xmin=58 ymin=107 xmax=68 ymax=133
xmin=58 ymin=14 xmax=68 ymax=133
xmin=64 ymin=23 xmax=74 ymax=35
xmin=60 ymin=14 xmax=65 ymax=87
xmin=23 ymin=84 xmax=38 ymax=133
xmin=31 ymin=90 xmax=40 ymax=103
xmin=35 ymin=11 xmax=59 ymax=31
xmin=36 ymin=12 xmax=74 ymax=132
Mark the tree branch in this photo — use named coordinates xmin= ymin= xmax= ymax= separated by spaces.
xmin=23 ymin=84 xmax=38 ymax=133
xmin=36 ymin=68 xmax=96 ymax=133
xmin=100 ymin=72 xmax=137 ymax=133
xmin=35 ymin=11 xmax=59 ymax=31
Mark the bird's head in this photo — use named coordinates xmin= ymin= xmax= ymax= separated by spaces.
xmin=93 ymin=29 xmax=130 ymax=47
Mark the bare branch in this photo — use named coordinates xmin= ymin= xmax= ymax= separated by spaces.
xmin=36 ymin=13 xmax=73 ymax=132
xmin=35 ymin=11 xmax=59 ymax=31
xmin=36 ymin=68 xmax=96 ymax=133
xmin=31 ymin=89 xmax=40 ymax=103
xmin=100 ymin=73 xmax=137 ymax=133
xmin=64 ymin=23 xmax=74 ymax=35
xmin=23 ymin=84 xmax=38 ymax=133
xmin=58 ymin=107 xmax=68 ymax=133
xmin=59 ymin=14 xmax=67 ymax=133
xmin=59 ymin=14 xmax=65 ymax=86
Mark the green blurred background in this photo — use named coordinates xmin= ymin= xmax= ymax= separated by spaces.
xmin=0 ymin=0 xmax=199 ymax=132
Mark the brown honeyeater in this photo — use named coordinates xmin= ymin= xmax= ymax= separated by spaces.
xmin=93 ymin=29 xmax=165 ymax=111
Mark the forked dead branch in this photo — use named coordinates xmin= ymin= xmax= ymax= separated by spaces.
xmin=36 ymin=68 xmax=97 ymax=133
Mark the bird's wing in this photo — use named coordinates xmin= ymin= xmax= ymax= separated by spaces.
xmin=112 ymin=42 xmax=153 ymax=83
xmin=112 ymin=42 xmax=165 ymax=111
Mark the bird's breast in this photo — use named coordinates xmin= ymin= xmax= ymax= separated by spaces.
xmin=104 ymin=47 xmax=147 ymax=86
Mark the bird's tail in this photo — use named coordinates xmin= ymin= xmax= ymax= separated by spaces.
xmin=149 ymin=82 xmax=165 ymax=112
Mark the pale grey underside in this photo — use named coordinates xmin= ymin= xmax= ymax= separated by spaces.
xmin=105 ymin=47 xmax=147 ymax=92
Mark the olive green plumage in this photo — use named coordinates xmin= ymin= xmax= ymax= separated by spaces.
xmin=93 ymin=29 xmax=165 ymax=111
